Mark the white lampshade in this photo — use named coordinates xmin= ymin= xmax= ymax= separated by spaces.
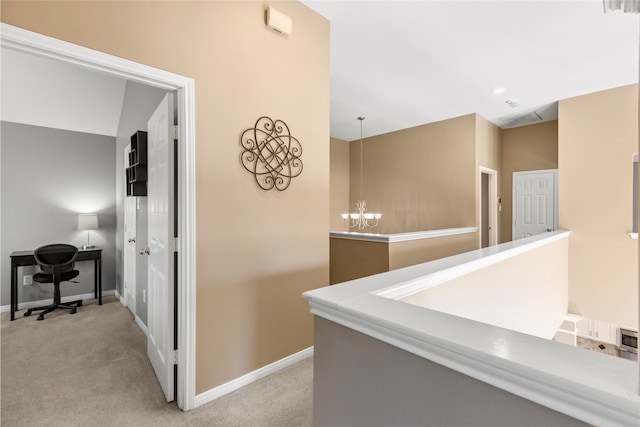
xmin=78 ymin=213 xmax=99 ymax=231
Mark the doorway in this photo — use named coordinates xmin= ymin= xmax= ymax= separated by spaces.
xmin=1 ymin=23 xmax=197 ymax=410
xmin=512 ymin=169 xmax=558 ymax=240
xmin=479 ymin=167 xmax=498 ymax=247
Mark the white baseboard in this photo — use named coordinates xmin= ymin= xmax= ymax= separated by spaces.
xmin=115 ymin=290 xmax=147 ymax=335
xmin=194 ymin=346 xmax=314 ymax=408
xmin=115 ymin=289 xmax=125 ymax=306
xmin=0 ymin=290 xmax=116 ymax=313
xmin=135 ymin=315 xmax=148 ymax=336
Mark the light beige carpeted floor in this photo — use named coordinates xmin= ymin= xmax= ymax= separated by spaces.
xmin=1 ymin=296 xmax=313 ymax=426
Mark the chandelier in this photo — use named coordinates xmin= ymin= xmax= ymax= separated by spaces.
xmin=341 ymin=117 xmax=382 ymax=231
xmin=603 ymin=0 xmax=640 ymax=13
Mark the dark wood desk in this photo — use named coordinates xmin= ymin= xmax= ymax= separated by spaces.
xmin=10 ymin=247 xmax=102 ymax=321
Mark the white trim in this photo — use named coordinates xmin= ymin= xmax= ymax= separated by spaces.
xmin=479 ymin=166 xmax=498 ymax=247
xmin=118 ymin=290 xmax=148 ymax=336
xmin=1 ymin=290 xmax=115 ymax=313
xmin=1 ymin=23 xmax=197 ymax=411
xmin=330 ymin=227 xmax=477 ymax=243
xmin=194 ymin=347 xmax=314 ymax=408
xmin=115 ymin=289 xmax=125 ymax=306
xmin=632 ymin=153 xmax=638 ymax=234
xmin=303 ymin=232 xmax=640 ymax=427
xmin=135 ymin=315 xmax=149 ymax=336
xmin=375 ymin=231 xmax=570 ymax=300
xmin=306 ymin=299 xmax=639 ymax=427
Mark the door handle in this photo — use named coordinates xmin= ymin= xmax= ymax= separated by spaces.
xmin=128 ymin=238 xmax=136 ymax=243
xmin=140 ymin=248 xmax=150 ymax=255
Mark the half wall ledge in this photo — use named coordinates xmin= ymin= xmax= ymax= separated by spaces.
xmin=306 ymin=231 xmax=640 ymax=427
xmin=330 ymin=226 xmax=478 ymax=243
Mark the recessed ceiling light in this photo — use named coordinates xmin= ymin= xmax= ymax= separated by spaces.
xmin=492 ymin=87 xmax=506 ymax=94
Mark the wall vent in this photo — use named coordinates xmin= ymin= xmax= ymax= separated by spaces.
xmin=505 ymin=98 xmax=520 ymax=108
xmin=502 ymin=111 xmax=543 ymax=128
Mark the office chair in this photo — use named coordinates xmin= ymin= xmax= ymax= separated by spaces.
xmin=24 ymin=243 xmax=83 ymax=321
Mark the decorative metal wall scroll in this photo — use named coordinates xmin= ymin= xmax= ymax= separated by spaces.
xmin=240 ymin=116 xmax=303 ymax=191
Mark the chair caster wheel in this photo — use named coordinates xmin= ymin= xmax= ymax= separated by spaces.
xmin=37 ymin=315 xmax=44 ymax=321
xmin=70 ymin=309 xmax=77 ymax=314
xmin=24 ymin=311 xmax=32 ymax=317
xmin=78 ymin=301 xmax=83 ymax=307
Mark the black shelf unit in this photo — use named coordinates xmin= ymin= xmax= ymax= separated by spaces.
xmin=126 ymin=131 xmax=148 ymax=196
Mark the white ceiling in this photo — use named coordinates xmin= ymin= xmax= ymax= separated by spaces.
xmin=1 ymin=47 xmax=126 ymax=137
xmin=301 ymin=0 xmax=639 ymax=141
xmin=1 ymin=2 xmax=637 ymax=141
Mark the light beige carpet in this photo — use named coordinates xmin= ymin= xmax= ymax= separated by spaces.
xmin=1 ymin=296 xmax=313 ymax=426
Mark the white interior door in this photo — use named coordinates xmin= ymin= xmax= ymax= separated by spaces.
xmin=146 ymin=92 xmax=176 ymax=402
xmin=513 ymin=170 xmax=557 ymax=239
xmin=123 ymin=145 xmax=137 ymax=315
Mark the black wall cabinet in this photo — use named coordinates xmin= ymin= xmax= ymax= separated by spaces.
xmin=126 ymin=131 xmax=147 ymax=196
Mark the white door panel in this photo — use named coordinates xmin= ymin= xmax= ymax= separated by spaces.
xmin=146 ymin=93 xmax=175 ymax=402
xmin=513 ymin=170 xmax=557 ymax=240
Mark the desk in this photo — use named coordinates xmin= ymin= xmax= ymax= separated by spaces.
xmin=10 ymin=247 xmax=102 ymax=321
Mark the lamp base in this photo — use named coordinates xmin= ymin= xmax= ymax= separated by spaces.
xmin=80 ymin=245 xmax=96 ymax=250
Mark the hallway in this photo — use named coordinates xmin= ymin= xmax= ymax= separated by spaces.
xmin=1 ymin=296 xmax=313 ymax=426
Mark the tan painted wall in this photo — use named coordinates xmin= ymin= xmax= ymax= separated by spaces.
xmin=330 ymin=137 xmax=349 ymax=231
xmin=333 ymin=114 xmax=487 ymax=284
xmin=559 ymin=84 xmax=638 ymax=328
xmin=330 ymin=238 xmax=388 ymax=284
xmin=330 ymin=232 xmax=479 ymax=285
xmin=388 ymin=233 xmax=479 ymax=270
xmin=501 ymin=121 xmax=559 ymax=242
xmin=350 ymin=114 xmax=477 ymax=234
xmin=475 ymin=115 xmax=503 ymax=244
xmin=1 ymin=1 xmax=330 ymax=394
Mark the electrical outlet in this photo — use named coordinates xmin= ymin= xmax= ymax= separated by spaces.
xmin=143 ymin=289 xmax=146 ymax=303
xmin=23 ymin=275 xmax=33 ymax=286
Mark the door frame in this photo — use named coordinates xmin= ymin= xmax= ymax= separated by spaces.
xmin=123 ymin=144 xmax=137 ymax=316
xmin=478 ymin=166 xmax=498 ymax=247
xmin=1 ymin=23 xmax=197 ymax=410
xmin=512 ymin=169 xmax=558 ymax=240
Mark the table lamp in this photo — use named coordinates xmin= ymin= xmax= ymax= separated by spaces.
xmin=78 ymin=213 xmax=99 ymax=249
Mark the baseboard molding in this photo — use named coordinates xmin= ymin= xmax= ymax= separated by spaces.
xmin=115 ymin=290 xmax=125 ymax=306
xmin=194 ymin=346 xmax=314 ymax=408
xmin=135 ymin=315 xmax=148 ymax=336
xmin=114 ymin=290 xmax=147 ymax=335
xmin=0 ymin=290 xmax=116 ymax=313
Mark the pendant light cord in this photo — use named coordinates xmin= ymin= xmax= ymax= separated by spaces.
xmin=358 ymin=116 xmax=365 ymax=200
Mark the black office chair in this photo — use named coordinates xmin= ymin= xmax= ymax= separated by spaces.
xmin=24 ymin=244 xmax=83 ymax=321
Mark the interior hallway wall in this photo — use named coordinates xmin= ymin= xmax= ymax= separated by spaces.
xmin=559 ymin=84 xmax=638 ymax=328
xmin=501 ymin=121 xmax=558 ymax=243
xmin=1 ymin=0 xmax=331 ymax=394
xmin=475 ymin=115 xmax=503 ymax=244
xmin=0 ymin=122 xmax=116 ymax=305
xmin=352 ymin=114 xmax=477 ymax=235
xmin=330 ymin=137 xmax=349 ymax=231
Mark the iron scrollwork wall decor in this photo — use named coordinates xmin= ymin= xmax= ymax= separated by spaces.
xmin=240 ymin=116 xmax=303 ymax=191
